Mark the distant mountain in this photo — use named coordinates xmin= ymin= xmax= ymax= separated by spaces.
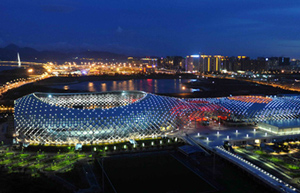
xmin=4 ymin=43 xmax=20 ymax=51
xmin=0 ymin=44 xmax=128 ymax=62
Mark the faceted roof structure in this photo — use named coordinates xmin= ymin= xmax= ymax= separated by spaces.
xmin=14 ymin=92 xmax=300 ymax=146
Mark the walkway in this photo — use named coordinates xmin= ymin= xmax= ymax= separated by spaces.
xmin=215 ymin=146 xmax=297 ymax=193
xmin=82 ymin=161 xmax=101 ymax=193
xmin=173 ymin=128 xmax=299 ymax=193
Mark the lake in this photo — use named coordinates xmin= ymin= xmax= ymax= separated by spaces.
xmin=48 ymin=78 xmax=199 ymax=93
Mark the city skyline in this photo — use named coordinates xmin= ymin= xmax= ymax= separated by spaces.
xmin=1 ymin=0 xmax=300 ymax=58
xmin=2 ymin=1 xmax=300 ymax=192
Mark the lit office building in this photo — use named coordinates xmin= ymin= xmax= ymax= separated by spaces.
xmin=200 ymin=55 xmax=222 ymax=73
xmin=185 ymin=55 xmax=200 ymax=72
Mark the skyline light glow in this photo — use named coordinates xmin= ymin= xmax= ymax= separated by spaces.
xmin=1 ymin=0 xmax=300 ymax=58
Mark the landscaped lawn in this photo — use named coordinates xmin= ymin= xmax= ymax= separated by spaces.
xmin=44 ymin=154 xmax=86 ymax=171
xmin=28 ymin=162 xmax=48 ymax=170
xmin=0 ymin=152 xmax=14 ymax=158
xmin=19 ymin=153 xmax=29 ymax=158
xmin=12 ymin=160 xmax=29 ymax=168
xmin=0 ymin=159 xmax=13 ymax=165
xmin=44 ymin=159 xmax=77 ymax=171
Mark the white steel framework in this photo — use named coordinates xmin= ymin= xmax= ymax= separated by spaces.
xmin=14 ymin=92 xmax=300 ymax=146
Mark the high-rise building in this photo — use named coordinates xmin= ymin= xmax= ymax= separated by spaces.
xmin=241 ymin=58 xmax=267 ymax=73
xmin=141 ymin=57 xmax=158 ymax=67
xmin=235 ymin=56 xmax=250 ymax=71
xmin=265 ymin=57 xmax=290 ymax=70
xmin=279 ymin=57 xmax=290 ymax=66
xmin=185 ymin=55 xmax=200 ymax=72
xmin=161 ymin=56 xmax=184 ymax=70
xmin=127 ymin=57 xmax=142 ymax=66
xmin=220 ymin=56 xmax=231 ymax=71
xmin=127 ymin=56 xmax=158 ymax=68
xmin=172 ymin=56 xmax=184 ymax=70
xmin=199 ymin=55 xmax=222 ymax=73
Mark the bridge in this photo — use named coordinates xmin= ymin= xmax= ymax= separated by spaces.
xmin=173 ymin=131 xmax=298 ymax=193
xmin=0 ymin=61 xmax=45 ymax=66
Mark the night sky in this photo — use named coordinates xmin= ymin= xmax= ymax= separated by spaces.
xmin=1 ymin=0 xmax=300 ymax=58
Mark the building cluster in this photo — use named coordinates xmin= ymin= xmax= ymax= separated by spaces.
xmin=127 ymin=55 xmax=300 ymax=73
xmin=14 ymin=91 xmax=300 ymax=146
xmin=46 ymin=54 xmax=299 ymax=76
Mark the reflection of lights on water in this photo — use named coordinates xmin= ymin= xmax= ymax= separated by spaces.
xmin=101 ymin=83 xmax=107 ymax=92
xmin=112 ymin=81 xmax=117 ymax=90
xmin=88 ymin=82 xmax=95 ymax=92
xmin=55 ymin=79 xmax=197 ymax=93
xmin=129 ymin=80 xmax=134 ymax=90
xmin=154 ymin=79 xmax=158 ymax=93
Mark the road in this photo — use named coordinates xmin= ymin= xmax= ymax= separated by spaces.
xmin=235 ymin=148 xmax=293 ymax=180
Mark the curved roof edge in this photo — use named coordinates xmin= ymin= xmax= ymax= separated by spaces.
xmin=28 ymin=90 xmax=149 ymax=111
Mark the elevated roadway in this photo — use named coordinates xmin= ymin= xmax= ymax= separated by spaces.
xmin=173 ymin=130 xmax=298 ymax=193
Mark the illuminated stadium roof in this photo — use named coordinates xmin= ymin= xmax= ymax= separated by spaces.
xmin=14 ymin=92 xmax=300 ymax=146
xmin=15 ymin=91 xmax=191 ymax=145
xmin=36 ymin=91 xmax=147 ymax=109
xmin=186 ymin=95 xmax=300 ymax=122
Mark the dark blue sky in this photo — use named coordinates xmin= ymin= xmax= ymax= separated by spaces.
xmin=1 ymin=0 xmax=300 ymax=58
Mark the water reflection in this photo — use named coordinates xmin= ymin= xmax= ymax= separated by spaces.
xmin=146 ymin=79 xmax=153 ymax=93
xmin=101 ymin=83 xmax=107 ymax=92
xmin=112 ymin=81 xmax=117 ymax=90
xmin=174 ymin=79 xmax=176 ymax=91
xmin=154 ymin=79 xmax=158 ymax=93
xmin=139 ymin=80 xmax=143 ymax=91
xmin=122 ymin=81 xmax=127 ymax=90
xmin=50 ymin=79 xmax=193 ymax=93
xmin=128 ymin=80 xmax=134 ymax=90
xmin=88 ymin=82 xmax=95 ymax=92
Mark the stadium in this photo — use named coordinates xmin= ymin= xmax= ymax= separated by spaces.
xmin=14 ymin=91 xmax=300 ymax=146
xmin=14 ymin=91 xmax=189 ymax=145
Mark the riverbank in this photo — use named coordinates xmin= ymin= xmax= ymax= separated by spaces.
xmin=178 ymin=77 xmax=299 ymax=98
